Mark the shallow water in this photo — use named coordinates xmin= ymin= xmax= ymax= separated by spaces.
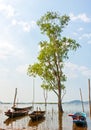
xmin=0 ymin=103 xmax=91 ymax=130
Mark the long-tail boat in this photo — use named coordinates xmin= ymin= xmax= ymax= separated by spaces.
xmin=68 ymin=112 xmax=87 ymax=127
xmin=5 ymin=88 xmax=32 ymax=118
xmin=5 ymin=109 xmax=29 ymax=118
xmin=29 ymin=110 xmax=45 ymax=121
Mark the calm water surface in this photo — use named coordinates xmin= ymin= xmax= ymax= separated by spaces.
xmin=0 ymin=103 xmax=91 ymax=130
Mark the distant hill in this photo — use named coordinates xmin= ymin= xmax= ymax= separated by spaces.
xmin=0 ymin=100 xmax=89 ymax=104
xmin=0 ymin=101 xmax=3 ymax=104
xmin=64 ymin=100 xmax=88 ymax=104
xmin=68 ymin=100 xmax=82 ymax=104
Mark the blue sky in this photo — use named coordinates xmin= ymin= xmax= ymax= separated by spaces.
xmin=0 ymin=0 xmax=91 ymax=103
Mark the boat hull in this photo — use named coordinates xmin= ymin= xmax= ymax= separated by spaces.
xmin=5 ymin=110 xmax=29 ymax=118
xmin=29 ymin=111 xmax=45 ymax=121
xmin=73 ymin=120 xmax=87 ymax=127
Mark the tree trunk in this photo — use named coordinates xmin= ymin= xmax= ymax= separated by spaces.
xmin=58 ymin=80 xmax=63 ymax=113
xmin=58 ymin=94 xmax=63 ymax=113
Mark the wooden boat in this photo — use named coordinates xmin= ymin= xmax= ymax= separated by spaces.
xmin=68 ymin=112 xmax=87 ymax=127
xmin=5 ymin=109 xmax=29 ymax=118
xmin=5 ymin=88 xmax=33 ymax=118
xmin=12 ymin=106 xmax=33 ymax=111
xmin=29 ymin=111 xmax=45 ymax=121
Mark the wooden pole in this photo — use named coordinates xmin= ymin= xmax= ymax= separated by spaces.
xmin=88 ymin=79 xmax=91 ymax=117
xmin=32 ymin=78 xmax=35 ymax=109
xmin=43 ymin=89 xmax=48 ymax=110
xmin=13 ymin=88 xmax=17 ymax=108
xmin=79 ymin=88 xmax=84 ymax=112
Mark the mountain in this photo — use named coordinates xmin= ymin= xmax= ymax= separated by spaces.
xmin=0 ymin=101 xmax=3 ymax=104
xmin=64 ymin=100 xmax=88 ymax=104
xmin=68 ymin=100 xmax=81 ymax=104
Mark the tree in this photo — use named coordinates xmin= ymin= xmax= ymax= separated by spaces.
xmin=27 ymin=11 xmax=80 ymax=113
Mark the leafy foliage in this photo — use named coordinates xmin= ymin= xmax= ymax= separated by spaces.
xmin=27 ymin=11 xmax=80 ymax=101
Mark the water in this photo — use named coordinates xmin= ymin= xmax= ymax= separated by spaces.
xmin=0 ymin=103 xmax=91 ymax=130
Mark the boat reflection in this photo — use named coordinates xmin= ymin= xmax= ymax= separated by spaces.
xmin=28 ymin=117 xmax=45 ymax=127
xmin=72 ymin=123 xmax=87 ymax=130
xmin=4 ymin=115 xmax=28 ymax=126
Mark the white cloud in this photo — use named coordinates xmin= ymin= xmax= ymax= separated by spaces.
xmin=78 ymin=27 xmax=84 ymax=31
xmin=64 ymin=62 xmax=91 ymax=78
xmin=87 ymin=41 xmax=91 ymax=44
xmin=82 ymin=33 xmax=91 ymax=38
xmin=64 ymin=62 xmax=78 ymax=78
xmin=0 ymin=68 xmax=9 ymax=73
xmin=73 ymin=32 xmax=78 ymax=36
xmin=0 ymin=3 xmax=15 ymax=18
xmin=16 ymin=64 xmax=28 ymax=74
xmin=0 ymin=42 xmax=14 ymax=59
xmin=79 ymin=33 xmax=91 ymax=39
xmin=73 ymin=28 xmax=84 ymax=36
xmin=0 ymin=41 xmax=24 ymax=60
xmin=69 ymin=13 xmax=91 ymax=23
xmin=79 ymin=66 xmax=91 ymax=77
xmin=12 ymin=19 xmax=36 ymax=32
xmin=0 ymin=2 xmax=36 ymax=32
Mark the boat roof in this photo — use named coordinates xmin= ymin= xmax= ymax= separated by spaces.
xmin=74 ymin=112 xmax=86 ymax=117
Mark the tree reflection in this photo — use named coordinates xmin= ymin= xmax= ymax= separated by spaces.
xmin=58 ymin=112 xmax=63 ymax=130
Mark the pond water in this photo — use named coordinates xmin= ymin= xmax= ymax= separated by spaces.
xmin=0 ymin=103 xmax=91 ymax=130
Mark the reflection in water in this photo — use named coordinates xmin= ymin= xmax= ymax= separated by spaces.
xmin=58 ymin=112 xmax=63 ymax=130
xmin=72 ymin=123 xmax=87 ymax=130
xmin=90 ymin=114 xmax=91 ymax=120
xmin=28 ymin=117 xmax=45 ymax=130
xmin=4 ymin=115 xmax=28 ymax=126
xmin=28 ymin=117 xmax=45 ymax=126
xmin=1 ymin=103 xmax=91 ymax=130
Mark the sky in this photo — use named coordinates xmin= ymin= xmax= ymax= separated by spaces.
xmin=0 ymin=0 xmax=91 ymax=103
